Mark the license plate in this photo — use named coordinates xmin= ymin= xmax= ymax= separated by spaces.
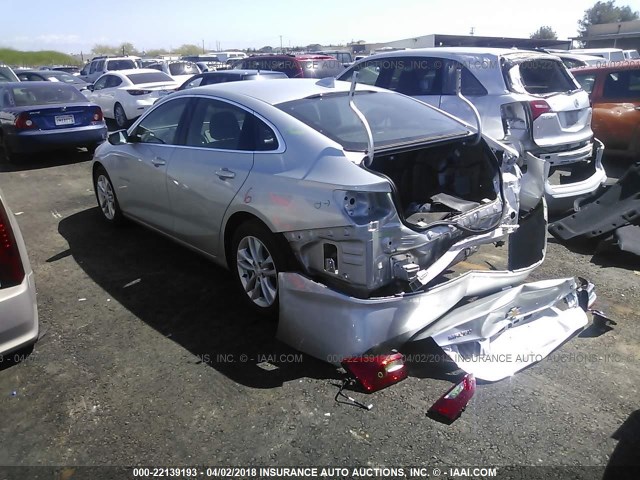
xmin=565 ymin=111 xmax=579 ymax=125
xmin=55 ymin=114 xmax=75 ymax=126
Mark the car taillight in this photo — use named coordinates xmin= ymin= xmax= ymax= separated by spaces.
xmin=0 ymin=199 xmax=25 ymax=289
xmin=127 ymin=89 xmax=153 ymax=96
xmin=529 ymin=99 xmax=552 ymax=121
xmin=15 ymin=112 xmax=36 ymax=130
xmin=341 ymin=352 xmax=408 ymax=392
xmin=428 ymin=374 xmax=476 ymax=422
xmin=90 ymin=106 xmax=103 ymax=122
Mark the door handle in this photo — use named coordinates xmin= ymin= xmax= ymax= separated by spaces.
xmin=151 ymin=157 xmax=166 ymax=167
xmin=215 ymin=168 xmax=235 ymax=180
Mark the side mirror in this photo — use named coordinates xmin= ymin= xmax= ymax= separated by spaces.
xmin=86 ymin=84 xmax=95 ymax=92
xmin=108 ymin=130 xmax=129 ymax=145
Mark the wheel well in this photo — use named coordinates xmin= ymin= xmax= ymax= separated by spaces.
xmin=92 ymin=162 xmax=104 ymax=180
xmin=223 ymin=212 xmax=296 ymax=270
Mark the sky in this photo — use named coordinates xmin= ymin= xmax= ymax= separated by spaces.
xmin=3 ymin=0 xmax=639 ymax=54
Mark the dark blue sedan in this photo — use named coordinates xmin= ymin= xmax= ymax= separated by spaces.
xmin=0 ymin=82 xmax=107 ymax=162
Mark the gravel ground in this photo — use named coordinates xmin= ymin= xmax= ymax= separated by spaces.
xmin=0 ymin=153 xmax=638 ymax=480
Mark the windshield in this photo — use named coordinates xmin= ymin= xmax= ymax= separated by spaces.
xmin=11 ymin=84 xmax=87 ymax=106
xmin=277 ymin=91 xmax=470 ymax=151
xmin=126 ymin=72 xmax=174 ymax=84
xmin=168 ymin=62 xmax=200 ymax=75
xmin=504 ymin=57 xmax=578 ymax=95
xmin=0 ymin=66 xmax=19 ymax=82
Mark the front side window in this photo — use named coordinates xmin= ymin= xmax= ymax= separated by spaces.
xmin=132 ymin=98 xmax=191 ymax=145
xmin=93 ymin=76 xmax=109 ymax=91
xmin=603 ymin=69 xmax=640 ymax=100
xmin=182 ymin=76 xmax=204 ymax=89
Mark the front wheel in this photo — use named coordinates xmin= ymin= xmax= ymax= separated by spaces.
xmin=231 ymin=221 xmax=289 ymax=318
xmin=114 ymin=103 xmax=129 ymax=129
xmin=93 ymin=166 xmax=123 ymax=224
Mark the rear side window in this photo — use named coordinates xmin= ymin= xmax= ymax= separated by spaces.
xmin=341 ymin=57 xmax=444 ymax=96
xmin=505 ymin=59 xmax=577 ymax=95
xmin=603 ymin=69 xmax=640 ymax=100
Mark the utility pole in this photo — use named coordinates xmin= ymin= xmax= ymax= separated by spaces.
xmin=202 ymin=39 xmax=205 ymax=54
xmin=280 ymin=35 xmax=283 ymax=53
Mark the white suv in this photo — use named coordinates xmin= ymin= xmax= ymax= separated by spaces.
xmin=340 ymin=48 xmax=607 ymax=212
xmin=81 ymin=56 xmax=140 ymax=83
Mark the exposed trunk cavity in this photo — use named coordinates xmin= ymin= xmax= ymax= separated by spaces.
xmin=368 ymin=141 xmax=501 ymax=230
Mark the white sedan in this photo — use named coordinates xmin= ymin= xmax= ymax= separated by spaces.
xmin=0 ymin=186 xmax=38 ymax=357
xmin=84 ymin=69 xmax=178 ymax=129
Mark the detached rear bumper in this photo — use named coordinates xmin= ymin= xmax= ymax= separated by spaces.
xmin=521 ymin=139 xmax=606 ymax=213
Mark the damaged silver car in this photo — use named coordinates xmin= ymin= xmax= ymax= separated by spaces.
xmin=92 ymin=78 xmax=593 ymax=382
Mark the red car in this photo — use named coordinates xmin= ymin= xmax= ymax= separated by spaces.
xmin=571 ymin=60 xmax=640 ymax=158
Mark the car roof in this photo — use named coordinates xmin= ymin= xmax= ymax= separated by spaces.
xmin=171 ymin=78 xmax=387 ymax=105
xmin=364 ymin=47 xmax=553 ymax=60
xmin=570 ymin=59 xmax=640 ymax=73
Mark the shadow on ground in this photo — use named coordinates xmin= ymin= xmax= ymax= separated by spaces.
xmin=55 ymin=207 xmax=338 ymax=388
xmin=602 ymin=409 xmax=640 ymax=480
xmin=0 ymin=148 xmax=93 ymax=173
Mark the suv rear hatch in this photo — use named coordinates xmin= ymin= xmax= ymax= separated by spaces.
xmin=501 ymin=54 xmax=593 ymax=149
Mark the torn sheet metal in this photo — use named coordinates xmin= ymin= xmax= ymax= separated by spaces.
xmin=549 ymin=162 xmax=640 ymax=242
xmin=411 ymin=278 xmax=590 ymax=381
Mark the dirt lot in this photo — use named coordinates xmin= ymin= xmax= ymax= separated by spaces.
xmin=0 ymin=153 xmax=638 ymax=479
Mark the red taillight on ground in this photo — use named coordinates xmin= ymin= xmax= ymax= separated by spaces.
xmin=91 ymin=106 xmax=103 ymax=122
xmin=529 ymin=100 xmax=552 ymax=121
xmin=428 ymin=374 xmax=476 ymax=422
xmin=127 ymin=89 xmax=152 ymax=96
xmin=15 ymin=112 xmax=36 ymax=130
xmin=0 ymin=200 xmax=26 ymax=289
xmin=342 ymin=352 xmax=408 ymax=392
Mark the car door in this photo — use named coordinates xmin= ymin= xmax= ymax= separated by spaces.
xmin=591 ymin=68 xmax=640 ymax=153
xmin=110 ymin=97 xmax=192 ymax=232
xmin=165 ymin=97 xmax=255 ymax=256
xmin=85 ymin=75 xmax=110 ymax=114
xmin=98 ymin=75 xmax=123 ymax=118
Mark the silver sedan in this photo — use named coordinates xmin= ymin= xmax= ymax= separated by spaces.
xmin=92 ymin=79 xmax=591 ymax=380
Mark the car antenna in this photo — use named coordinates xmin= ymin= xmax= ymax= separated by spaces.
xmin=348 ymin=71 xmax=374 ymax=167
xmin=453 ymin=65 xmax=482 ymax=145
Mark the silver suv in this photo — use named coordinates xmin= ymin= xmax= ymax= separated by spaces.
xmin=340 ymin=48 xmax=606 ymax=212
xmin=81 ymin=56 xmax=140 ymax=83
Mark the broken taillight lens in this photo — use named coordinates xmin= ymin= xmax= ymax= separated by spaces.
xmin=0 ymin=199 xmax=25 ymax=289
xmin=529 ymin=99 xmax=552 ymax=121
xmin=342 ymin=352 xmax=408 ymax=392
xmin=428 ymin=374 xmax=476 ymax=421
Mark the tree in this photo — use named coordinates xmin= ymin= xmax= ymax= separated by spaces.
xmin=146 ymin=48 xmax=168 ymax=57
xmin=174 ymin=44 xmax=201 ymax=56
xmin=578 ymin=1 xmax=639 ymax=36
xmin=530 ymin=26 xmax=558 ymax=40
xmin=91 ymin=44 xmax=119 ymax=56
xmin=119 ymin=42 xmax=140 ymax=56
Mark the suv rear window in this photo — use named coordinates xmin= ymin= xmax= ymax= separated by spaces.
xmin=106 ymin=59 xmax=137 ymax=71
xmin=168 ymin=62 xmax=199 ymax=76
xmin=277 ymin=91 xmax=470 ymax=151
xmin=504 ymin=58 xmax=577 ymax=95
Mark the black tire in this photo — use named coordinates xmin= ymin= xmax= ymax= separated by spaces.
xmin=93 ymin=165 xmax=124 ymax=225
xmin=230 ymin=220 xmax=289 ymax=318
xmin=0 ymin=132 xmax=18 ymax=164
xmin=114 ymin=103 xmax=128 ymax=129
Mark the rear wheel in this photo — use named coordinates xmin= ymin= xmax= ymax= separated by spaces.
xmin=93 ymin=166 xmax=123 ymax=224
xmin=114 ymin=103 xmax=128 ymax=129
xmin=231 ymin=221 xmax=289 ymax=318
